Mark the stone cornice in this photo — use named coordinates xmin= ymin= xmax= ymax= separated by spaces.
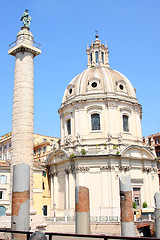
xmin=8 ymin=43 xmax=41 ymax=57
xmin=60 ymin=95 xmax=140 ymax=112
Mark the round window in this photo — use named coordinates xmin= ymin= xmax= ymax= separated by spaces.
xmin=119 ymin=84 xmax=124 ymax=90
xmin=92 ymin=82 xmax=97 ymax=88
xmin=69 ymin=88 xmax=72 ymax=94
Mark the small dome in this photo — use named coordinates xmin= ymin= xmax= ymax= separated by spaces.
xmin=62 ymin=66 xmax=137 ymax=106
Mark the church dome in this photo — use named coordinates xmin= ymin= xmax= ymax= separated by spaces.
xmin=59 ymin=35 xmax=142 ymax=153
xmin=62 ymin=66 xmax=137 ymax=106
xmin=61 ymin=35 xmax=137 ymax=108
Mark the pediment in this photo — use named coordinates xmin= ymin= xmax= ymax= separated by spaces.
xmin=33 ymin=162 xmax=44 ymax=171
xmin=121 ymin=145 xmax=155 ymax=160
xmin=47 ymin=148 xmax=69 ymax=165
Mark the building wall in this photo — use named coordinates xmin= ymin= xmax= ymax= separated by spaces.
xmin=0 ymin=132 xmax=59 ymax=164
xmin=33 ymin=134 xmax=59 ymax=164
xmin=0 ymin=166 xmax=10 ymax=215
xmin=61 ymin=101 xmax=142 ymax=150
xmin=147 ymin=133 xmax=160 ymax=159
xmin=0 ymin=133 xmax=57 ymax=216
xmin=33 ymin=168 xmax=52 ymax=216
xmin=42 ymin=169 xmax=51 ymax=216
xmin=146 ymin=133 xmax=160 ymax=190
xmin=48 ymin=150 xmax=159 ymax=219
xmin=0 ymin=133 xmax=12 ymax=161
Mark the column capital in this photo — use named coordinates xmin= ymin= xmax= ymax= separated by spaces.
xmin=8 ymin=26 xmax=41 ymax=57
xmin=8 ymin=42 xmax=41 ymax=57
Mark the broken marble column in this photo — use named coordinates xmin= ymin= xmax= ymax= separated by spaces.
xmin=119 ymin=174 xmax=135 ymax=237
xmin=154 ymin=192 xmax=160 ymax=238
xmin=75 ymin=186 xmax=90 ymax=234
xmin=11 ymin=163 xmax=30 ymax=232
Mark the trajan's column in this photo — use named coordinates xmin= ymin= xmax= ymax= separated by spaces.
xmin=8 ymin=10 xmax=41 ymax=231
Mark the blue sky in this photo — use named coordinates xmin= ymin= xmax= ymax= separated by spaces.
xmin=0 ymin=0 xmax=160 ymax=138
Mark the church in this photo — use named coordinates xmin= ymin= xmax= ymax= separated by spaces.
xmin=0 ymin=21 xmax=159 ymax=234
xmin=47 ymin=34 xmax=159 ymax=222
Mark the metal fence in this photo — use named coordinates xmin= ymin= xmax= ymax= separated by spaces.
xmin=8 ymin=39 xmax=41 ymax=50
xmin=0 ymin=229 xmax=159 ymax=240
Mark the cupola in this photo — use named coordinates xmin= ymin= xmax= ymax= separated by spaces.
xmin=86 ymin=34 xmax=109 ymax=68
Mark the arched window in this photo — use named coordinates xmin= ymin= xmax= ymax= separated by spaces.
xmin=95 ymin=51 xmax=99 ymax=63
xmin=67 ymin=119 xmax=71 ymax=135
xmin=0 ymin=206 xmax=6 ymax=216
xmin=91 ymin=114 xmax=100 ymax=130
xmin=123 ymin=115 xmax=129 ymax=132
xmin=101 ymin=52 xmax=104 ymax=64
xmin=90 ymin=53 xmax=92 ymax=64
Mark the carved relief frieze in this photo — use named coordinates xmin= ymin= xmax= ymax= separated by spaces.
xmin=119 ymin=166 xmax=130 ymax=171
xmin=77 ymin=103 xmax=84 ymax=110
xmin=76 ymin=167 xmax=90 ymax=173
xmin=107 ymin=102 xmax=118 ymax=109
xmin=142 ymin=167 xmax=151 ymax=173
xmin=133 ymin=107 xmax=141 ymax=114
xmin=53 ymin=152 xmax=67 ymax=163
xmin=100 ymin=166 xmax=115 ymax=171
xmin=152 ymin=167 xmax=158 ymax=173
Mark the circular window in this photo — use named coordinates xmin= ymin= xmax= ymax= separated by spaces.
xmin=69 ymin=88 xmax=72 ymax=94
xmin=92 ymin=82 xmax=97 ymax=88
xmin=119 ymin=84 xmax=124 ymax=90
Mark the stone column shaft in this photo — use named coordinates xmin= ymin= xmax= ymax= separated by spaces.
xmin=53 ymin=174 xmax=58 ymax=208
xmin=75 ymin=186 xmax=90 ymax=234
xmin=12 ymin=163 xmax=30 ymax=239
xmin=9 ymin=25 xmax=41 ymax=230
xmin=50 ymin=175 xmax=54 ymax=210
xmin=65 ymin=173 xmax=69 ymax=209
xmin=119 ymin=174 xmax=135 ymax=237
xmin=11 ymin=52 xmax=34 ymax=202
